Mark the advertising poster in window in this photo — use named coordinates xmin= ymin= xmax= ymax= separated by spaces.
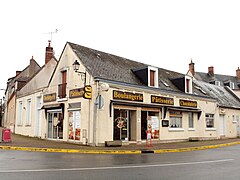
xmin=150 ymin=116 xmax=159 ymax=139
xmin=68 ymin=111 xmax=81 ymax=141
xmin=74 ymin=111 xmax=81 ymax=140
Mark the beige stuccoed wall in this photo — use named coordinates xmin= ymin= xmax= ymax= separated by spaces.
xmin=42 ymin=43 xmax=96 ymax=143
xmin=94 ymin=83 xmax=220 ymax=144
xmin=15 ymin=58 xmax=57 ymax=138
xmin=218 ymin=108 xmax=239 ymax=138
xmin=6 ymin=95 xmax=16 ymax=132
xmin=15 ymin=92 xmax=45 ymax=137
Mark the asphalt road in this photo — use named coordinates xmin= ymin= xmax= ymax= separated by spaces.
xmin=0 ymin=145 xmax=240 ymax=180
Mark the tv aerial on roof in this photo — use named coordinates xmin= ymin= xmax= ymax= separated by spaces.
xmin=43 ymin=29 xmax=58 ymax=42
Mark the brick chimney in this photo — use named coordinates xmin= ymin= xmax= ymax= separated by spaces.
xmin=208 ymin=66 xmax=214 ymax=77
xmin=16 ymin=71 xmax=22 ymax=76
xmin=189 ymin=59 xmax=195 ymax=75
xmin=45 ymin=40 xmax=54 ymax=64
xmin=236 ymin=67 xmax=240 ymax=79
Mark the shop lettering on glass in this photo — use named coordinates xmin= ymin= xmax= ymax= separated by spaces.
xmin=151 ymin=95 xmax=174 ymax=105
xmin=113 ymin=90 xmax=143 ymax=102
xmin=43 ymin=93 xmax=56 ymax=102
xmin=115 ymin=117 xmax=127 ymax=129
xmin=179 ymin=99 xmax=197 ymax=108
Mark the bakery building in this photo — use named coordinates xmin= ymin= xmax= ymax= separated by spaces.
xmin=40 ymin=42 xmax=239 ymax=146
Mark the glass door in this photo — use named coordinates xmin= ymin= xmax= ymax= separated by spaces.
xmin=113 ymin=109 xmax=129 ymax=141
xmin=47 ymin=111 xmax=63 ymax=139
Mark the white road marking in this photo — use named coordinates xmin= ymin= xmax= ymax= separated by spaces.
xmin=0 ymin=159 xmax=234 ymax=173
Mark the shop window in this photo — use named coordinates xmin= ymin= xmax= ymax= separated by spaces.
xmin=188 ymin=112 xmax=194 ymax=128
xmin=169 ymin=111 xmax=182 ymax=128
xmin=206 ymin=113 xmax=214 ymax=128
xmin=68 ymin=111 xmax=81 ymax=141
xmin=141 ymin=111 xmax=159 ymax=139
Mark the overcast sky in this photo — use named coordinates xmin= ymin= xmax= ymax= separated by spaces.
xmin=1 ymin=0 xmax=240 ymax=99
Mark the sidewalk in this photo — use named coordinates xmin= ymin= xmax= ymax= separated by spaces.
xmin=1 ymin=132 xmax=240 ymax=154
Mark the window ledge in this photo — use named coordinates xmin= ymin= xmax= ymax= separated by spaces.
xmin=232 ymin=121 xmax=237 ymax=123
xmin=168 ymin=128 xmax=184 ymax=132
xmin=205 ymin=128 xmax=216 ymax=131
xmin=188 ymin=128 xmax=195 ymax=131
xmin=25 ymin=125 xmax=31 ymax=127
xmin=57 ymin=97 xmax=68 ymax=102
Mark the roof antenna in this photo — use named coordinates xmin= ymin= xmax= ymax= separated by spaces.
xmin=43 ymin=29 xmax=58 ymax=42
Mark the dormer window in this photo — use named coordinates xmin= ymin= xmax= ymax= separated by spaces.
xmin=224 ymin=80 xmax=235 ymax=89
xmin=185 ymin=76 xmax=193 ymax=94
xmin=148 ymin=66 xmax=158 ymax=88
xmin=209 ymin=80 xmax=220 ymax=86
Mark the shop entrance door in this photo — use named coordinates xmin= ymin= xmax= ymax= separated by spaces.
xmin=113 ymin=109 xmax=130 ymax=141
xmin=47 ymin=111 xmax=63 ymax=139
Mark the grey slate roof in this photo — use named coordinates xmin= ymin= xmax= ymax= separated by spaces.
xmin=196 ymin=72 xmax=240 ymax=89
xmin=68 ymin=42 xmax=240 ymax=108
xmin=194 ymin=80 xmax=240 ymax=108
xmin=69 ymin=42 xmax=186 ymax=93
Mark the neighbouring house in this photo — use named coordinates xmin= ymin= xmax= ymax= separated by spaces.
xmin=15 ymin=42 xmax=58 ymax=138
xmin=3 ymin=57 xmax=41 ymax=132
xmin=187 ymin=60 xmax=240 ymax=138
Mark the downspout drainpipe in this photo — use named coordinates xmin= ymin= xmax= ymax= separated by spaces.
xmin=92 ymin=80 xmax=99 ymax=146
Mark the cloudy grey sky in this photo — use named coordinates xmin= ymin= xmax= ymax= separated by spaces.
xmin=1 ymin=0 xmax=240 ymax=99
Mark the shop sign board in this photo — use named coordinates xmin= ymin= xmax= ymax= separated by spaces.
xmin=179 ymin=99 xmax=197 ymax=108
xmin=69 ymin=88 xmax=84 ymax=98
xmin=113 ymin=90 xmax=143 ymax=102
xmin=43 ymin=93 xmax=56 ymax=102
xmin=69 ymin=85 xmax=92 ymax=99
xmin=151 ymin=95 xmax=174 ymax=105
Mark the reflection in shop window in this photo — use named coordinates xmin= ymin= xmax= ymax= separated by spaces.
xmin=169 ymin=111 xmax=182 ymax=128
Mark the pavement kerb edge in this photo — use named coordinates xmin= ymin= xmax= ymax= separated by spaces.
xmin=0 ymin=146 xmax=142 ymax=154
xmin=0 ymin=141 xmax=240 ymax=154
xmin=153 ymin=141 xmax=240 ymax=154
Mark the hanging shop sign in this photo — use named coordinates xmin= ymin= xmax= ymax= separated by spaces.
xmin=83 ymin=85 xmax=92 ymax=99
xmin=69 ymin=85 xmax=92 ymax=99
xmin=113 ymin=90 xmax=143 ymax=102
xmin=179 ymin=99 xmax=197 ymax=108
xmin=43 ymin=93 xmax=56 ymax=102
xmin=151 ymin=95 xmax=174 ymax=105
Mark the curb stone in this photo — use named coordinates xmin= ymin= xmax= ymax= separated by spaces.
xmin=1 ymin=141 xmax=240 ymax=154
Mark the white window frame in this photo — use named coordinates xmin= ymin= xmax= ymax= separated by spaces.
xmin=169 ymin=111 xmax=183 ymax=129
xmin=205 ymin=113 xmax=214 ymax=128
xmin=17 ymin=101 xmax=23 ymax=126
xmin=148 ymin=66 xmax=158 ymax=88
xmin=185 ymin=75 xmax=193 ymax=94
xmin=26 ymin=99 xmax=32 ymax=126
xmin=188 ymin=112 xmax=194 ymax=129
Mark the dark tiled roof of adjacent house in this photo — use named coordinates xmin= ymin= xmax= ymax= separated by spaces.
xmin=195 ymin=72 xmax=240 ymax=89
xmin=69 ymin=42 xmax=189 ymax=93
xmin=194 ymin=80 xmax=240 ymax=108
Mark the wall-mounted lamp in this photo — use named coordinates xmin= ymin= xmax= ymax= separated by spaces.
xmin=72 ymin=60 xmax=86 ymax=85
